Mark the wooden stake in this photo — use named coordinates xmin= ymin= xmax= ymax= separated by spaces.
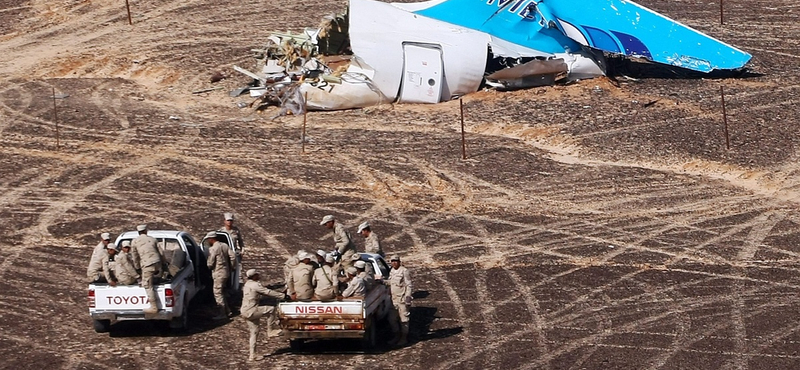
xmin=125 ymin=0 xmax=132 ymax=25
xmin=719 ymin=0 xmax=724 ymax=25
xmin=302 ymin=92 xmax=307 ymax=154
xmin=721 ymin=86 xmax=730 ymax=150
xmin=460 ymin=98 xmax=466 ymax=160
xmin=52 ymin=86 xmax=60 ymax=151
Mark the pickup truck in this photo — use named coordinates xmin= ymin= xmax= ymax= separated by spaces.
xmin=88 ymin=230 xmax=210 ymax=333
xmin=277 ymin=253 xmax=394 ymax=349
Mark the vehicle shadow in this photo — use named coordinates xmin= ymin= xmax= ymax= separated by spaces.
xmin=273 ymin=290 xmax=462 ymax=354
xmin=107 ymin=304 xmax=234 ymax=338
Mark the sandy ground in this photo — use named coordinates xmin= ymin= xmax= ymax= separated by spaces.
xmin=2 ymin=0 xmax=800 ymax=369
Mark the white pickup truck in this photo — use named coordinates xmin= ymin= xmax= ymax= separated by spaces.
xmin=277 ymin=253 xmax=394 ymax=349
xmin=88 ymin=230 xmax=239 ymax=333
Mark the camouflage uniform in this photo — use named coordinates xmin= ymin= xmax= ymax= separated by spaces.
xmin=342 ymin=275 xmax=365 ymax=298
xmin=115 ymin=249 xmax=139 ymax=285
xmin=312 ymin=264 xmax=337 ymax=300
xmin=334 ymin=223 xmax=357 ymax=270
xmin=241 ymin=278 xmax=285 ymax=361
xmin=207 ymin=240 xmax=232 ymax=315
xmin=287 ymin=263 xmax=314 ymax=300
xmin=131 ymin=233 xmax=165 ymax=313
xmin=219 ymin=225 xmax=244 ymax=255
xmin=364 ymin=231 xmax=384 ymax=257
xmin=87 ymin=242 xmax=107 ymax=282
xmin=386 ymin=262 xmax=413 ymax=345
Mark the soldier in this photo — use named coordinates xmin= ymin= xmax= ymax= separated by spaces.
xmin=384 ymin=255 xmax=413 ymax=346
xmin=314 ymin=249 xmax=327 ymax=268
xmin=283 ymin=250 xmax=305 ymax=286
xmin=320 ymin=215 xmax=357 ymax=270
xmin=206 ymin=231 xmax=233 ymax=320
xmin=357 ymin=221 xmax=384 ymax=257
xmin=287 ymin=252 xmax=314 ymax=300
xmin=131 ymin=224 xmax=165 ymax=314
xmin=115 ymin=240 xmax=140 ymax=285
xmin=312 ymin=254 xmax=338 ymax=301
xmin=87 ymin=232 xmax=112 ymax=283
xmin=354 ymin=260 xmax=374 ymax=291
xmin=241 ymin=269 xmax=287 ymax=362
xmin=101 ymin=243 xmax=119 ymax=286
xmin=340 ymin=267 xmax=365 ymax=298
xmin=219 ymin=212 xmax=245 ymax=256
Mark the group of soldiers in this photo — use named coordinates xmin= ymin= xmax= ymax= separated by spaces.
xmin=86 ymin=213 xmax=413 ymax=362
xmin=87 ymin=213 xmax=244 ymax=317
xmin=241 ymin=214 xmax=413 ymax=361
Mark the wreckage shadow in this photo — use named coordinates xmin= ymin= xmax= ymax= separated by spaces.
xmin=106 ymin=304 xmax=233 ymax=338
xmin=606 ymin=57 xmax=765 ymax=80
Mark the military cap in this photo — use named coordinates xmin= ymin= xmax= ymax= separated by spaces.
xmin=346 ymin=267 xmax=357 ymax=275
xmin=136 ymin=224 xmax=147 ymax=232
xmin=121 ymin=240 xmax=131 ymax=248
xmin=224 ymin=212 xmax=234 ymax=221
xmin=317 ymin=249 xmax=327 ymax=258
xmin=106 ymin=243 xmax=117 ymax=250
xmin=390 ymin=255 xmax=400 ymax=262
xmin=354 ymin=260 xmax=366 ymax=269
xmin=319 ymin=215 xmax=335 ymax=225
xmin=357 ymin=221 xmax=370 ymax=233
xmin=246 ymin=269 xmax=258 ymax=278
xmin=205 ymin=231 xmax=218 ymax=239
xmin=100 ymin=232 xmax=111 ymax=241
xmin=325 ymin=254 xmax=335 ymax=263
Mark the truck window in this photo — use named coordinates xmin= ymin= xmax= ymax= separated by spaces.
xmin=375 ymin=258 xmax=390 ymax=278
xmin=158 ymin=238 xmax=187 ymax=269
xmin=182 ymin=235 xmax=198 ymax=264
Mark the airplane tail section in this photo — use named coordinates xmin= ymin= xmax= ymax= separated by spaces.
xmin=401 ymin=0 xmax=751 ymax=73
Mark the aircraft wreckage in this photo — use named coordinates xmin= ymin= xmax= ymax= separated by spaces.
xmin=233 ymin=0 xmax=752 ymax=112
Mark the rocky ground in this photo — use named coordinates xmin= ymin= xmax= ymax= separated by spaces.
xmin=2 ymin=0 xmax=800 ymax=369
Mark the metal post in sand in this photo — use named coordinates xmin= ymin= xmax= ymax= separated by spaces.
xmin=52 ymin=86 xmax=59 ymax=151
xmin=721 ymin=86 xmax=730 ymax=150
xmin=302 ymin=92 xmax=307 ymax=154
xmin=125 ymin=0 xmax=132 ymax=25
xmin=719 ymin=0 xmax=724 ymax=25
xmin=460 ymin=98 xmax=466 ymax=160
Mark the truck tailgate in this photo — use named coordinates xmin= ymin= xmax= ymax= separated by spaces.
xmin=278 ymin=300 xmax=364 ymax=320
xmin=91 ymin=285 xmax=171 ymax=311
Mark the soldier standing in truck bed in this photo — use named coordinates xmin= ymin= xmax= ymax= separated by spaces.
xmin=357 ymin=221 xmax=384 ymax=257
xmin=320 ymin=215 xmax=357 ymax=270
xmin=241 ymin=269 xmax=286 ymax=362
xmin=131 ymin=224 xmax=165 ymax=315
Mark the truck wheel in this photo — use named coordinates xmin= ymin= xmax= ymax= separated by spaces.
xmin=361 ymin=318 xmax=376 ymax=350
xmin=169 ymin=302 xmax=189 ymax=330
xmin=289 ymin=339 xmax=305 ymax=351
xmin=93 ymin=319 xmax=111 ymax=333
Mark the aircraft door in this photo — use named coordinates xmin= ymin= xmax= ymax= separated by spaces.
xmin=399 ymin=43 xmax=443 ymax=104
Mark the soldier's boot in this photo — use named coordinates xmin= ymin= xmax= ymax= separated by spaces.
xmin=143 ymin=288 xmax=159 ymax=315
xmin=396 ymin=322 xmax=409 ymax=346
xmin=212 ymin=305 xmax=227 ymax=321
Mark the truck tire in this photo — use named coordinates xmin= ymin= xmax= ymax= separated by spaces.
xmin=93 ymin=319 xmax=111 ymax=333
xmin=169 ymin=300 xmax=189 ymax=331
xmin=361 ymin=317 xmax=376 ymax=350
xmin=289 ymin=339 xmax=305 ymax=351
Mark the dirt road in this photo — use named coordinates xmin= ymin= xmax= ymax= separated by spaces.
xmin=2 ymin=0 xmax=800 ymax=368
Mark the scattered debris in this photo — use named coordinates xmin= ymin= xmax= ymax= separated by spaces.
xmin=191 ymin=86 xmax=223 ymax=94
xmin=168 ymin=115 xmax=181 ymax=120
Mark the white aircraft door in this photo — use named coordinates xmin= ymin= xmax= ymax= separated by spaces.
xmin=399 ymin=44 xmax=443 ymax=104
